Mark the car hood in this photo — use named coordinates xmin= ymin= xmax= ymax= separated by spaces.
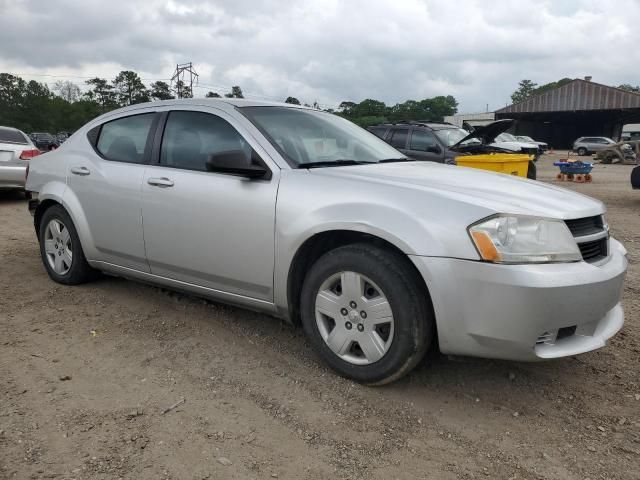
xmin=310 ymin=162 xmax=604 ymax=219
xmin=452 ymin=119 xmax=515 ymax=147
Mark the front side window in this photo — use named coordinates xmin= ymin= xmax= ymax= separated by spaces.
xmin=410 ymin=130 xmax=441 ymax=153
xmin=240 ymin=107 xmax=406 ymax=166
xmin=160 ymin=111 xmax=251 ymax=172
xmin=97 ymin=113 xmax=155 ymax=163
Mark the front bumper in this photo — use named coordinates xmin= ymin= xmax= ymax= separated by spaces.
xmin=0 ymin=163 xmax=27 ymax=190
xmin=410 ymin=238 xmax=627 ymax=361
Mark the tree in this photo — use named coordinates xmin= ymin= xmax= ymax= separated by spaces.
xmin=285 ymin=96 xmax=300 ymax=105
xmin=205 ymin=91 xmax=221 ymax=98
xmin=53 ymin=80 xmax=81 ymax=103
xmin=338 ymin=101 xmax=357 ymax=115
xmin=174 ymin=80 xmax=192 ymax=98
xmin=511 ymin=79 xmax=538 ymax=104
xmin=85 ymin=77 xmax=117 ymax=111
xmin=224 ymin=86 xmax=244 ymax=98
xmin=150 ymin=81 xmax=174 ymax=100
xmin=113 ymin=70 xmax=149 ymax=106
xmin=618 ymin=84 xmax=640 ymax=93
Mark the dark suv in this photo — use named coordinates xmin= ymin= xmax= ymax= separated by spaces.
xmin=368 ymin=121 xmax=464 ymax=164
xmin=29 ymin=132 xmax=58 ymax=151
xmin=368 ymin=119 xmax=539 ymax=179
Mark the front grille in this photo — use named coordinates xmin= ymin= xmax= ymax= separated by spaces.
xmin=565 ymin=215 xmax=603 ymax=237
xmin=578 ymin=238 xmax=608 ymax=262
xmin=565 ymin=215 xmax=608 ymax=263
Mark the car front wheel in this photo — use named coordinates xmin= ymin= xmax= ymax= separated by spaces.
xmin=39 ymin=205 xmax=96 ymax=285
xmin=300 ymin=244 xmax=433 ymax=385
xmin=577 ymin=147 xmax=587 ymax=156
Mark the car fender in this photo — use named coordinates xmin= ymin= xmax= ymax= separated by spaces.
xmin=272 ymin=201 xmax=456 ymax=315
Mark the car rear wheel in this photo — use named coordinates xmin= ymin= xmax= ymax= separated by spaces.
xmin=39 ymin=205 xmax=97 ymax=285
xmin=300 ymin=243 xmax=433 ymax=385
xmin=577 ymin=147 xmax=588 ymax=156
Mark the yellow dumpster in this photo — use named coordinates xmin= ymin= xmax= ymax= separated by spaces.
xmin=455 ymin=153 xmax=530 ymax=178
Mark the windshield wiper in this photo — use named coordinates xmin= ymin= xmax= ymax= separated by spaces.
xmin=301 ymin=160 xmax=375 ymax=169
xmin=378 ymin=157 xmax=413 ymax=163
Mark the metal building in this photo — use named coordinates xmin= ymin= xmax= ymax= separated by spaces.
xmin=495 ymin=78 xmax=640 ymax=148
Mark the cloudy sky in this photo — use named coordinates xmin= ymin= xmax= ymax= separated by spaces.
xmin=2 ymin=0 xmax=639 ymax=112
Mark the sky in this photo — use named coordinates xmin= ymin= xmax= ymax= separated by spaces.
xmin=2 ymin=0 xmax=640 ymax=113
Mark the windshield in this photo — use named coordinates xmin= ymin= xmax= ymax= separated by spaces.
xmin=496 ymin=133 xmax=517 ymax=142
xmin=519 ymin=135 xmax=534 ymax=142
xmin=434 ymin=128 xmax=472 ymax=147
xmin=240 ymin=107 xmax=406 ymax=167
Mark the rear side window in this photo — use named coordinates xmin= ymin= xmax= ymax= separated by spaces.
xmin=0 ymin=128 xmax=28 ymax=144
xmin=368 ymin=127 xmax=387 ymax=139
xmin=389 ymin=129 xmax=408 ymax=148
xmin=160 ymin=111 xmax=251 ymax=172
xmin=96 ymin=113 xmax=155 ymax=163
xmin=410 ymin=130 xmax=441 ymax=153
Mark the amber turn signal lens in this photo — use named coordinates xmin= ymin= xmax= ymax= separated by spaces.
xmin=471 ymin=230 xmax=501 ymax=262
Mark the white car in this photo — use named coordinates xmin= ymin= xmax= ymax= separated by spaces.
xmin=0 ymin=126 xmax=41 ymax=191
xmin=492 ymin=132 xmax=541 ymax=157
xmin=25 ymin=99 xmax=628 ymax=384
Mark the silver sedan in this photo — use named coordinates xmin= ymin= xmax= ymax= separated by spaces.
xmin=25 ymin=99 xmax=627 ymax=384
xmin=0 ymin=126 xmax=40 ymax=191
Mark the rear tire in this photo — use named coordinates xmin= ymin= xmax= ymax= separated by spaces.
xmin=38 ymin=205 xmax=97 ymax=285
xmin=300 ymin=244 xmax=433 ymax=385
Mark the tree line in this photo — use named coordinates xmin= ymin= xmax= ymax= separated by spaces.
xmin=0 ymin=70 xmax=459 ymax=134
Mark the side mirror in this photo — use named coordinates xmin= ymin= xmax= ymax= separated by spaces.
xmin=205 ymin=149 xmax=271 ymax=179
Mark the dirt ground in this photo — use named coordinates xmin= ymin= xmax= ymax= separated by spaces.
xmin=1 ymin=153 xmax=639 ymax=480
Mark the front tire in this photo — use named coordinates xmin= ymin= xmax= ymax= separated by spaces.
xmin=38 ymin=205 xmax=96 ymax=285
xmin=577 ymin=147 xmax=588 ymax=156
xmin=300 ymin=244 xmax=433 ymax=385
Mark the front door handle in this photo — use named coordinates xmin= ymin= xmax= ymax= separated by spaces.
xmin=147 ymin=177 xmax=174 ymax=188
xmin=70 ymin=166 xmax=90 ymax=176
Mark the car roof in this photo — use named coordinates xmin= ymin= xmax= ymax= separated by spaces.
xmin=369 ymin=121 xmax=458 ymax=131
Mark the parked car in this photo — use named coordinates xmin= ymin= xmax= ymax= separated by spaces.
xmin=26 ymin=99 xmax=627 ymax=384
xmin=516 ymin=135 xmax=548 ymax=151
xmin=30 ymin=132 xmax=58 ymax=151
xmin=368 ymin=119 xmax=539 ymax=178
xmin=493 ymin=132 xmax=541 ymax=158
xmin=0 ymin=126 xmax=41 ymax=191
xmin=56 ymin=132 xmax=70 ymax=144
xmin=573 ymin=137 xmax=619 ymax=156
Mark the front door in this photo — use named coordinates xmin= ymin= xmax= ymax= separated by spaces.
xmin=406 ymin=129 xmax=444 ymax=162
xmin=141 ymin=108 xmax=279 ymax=302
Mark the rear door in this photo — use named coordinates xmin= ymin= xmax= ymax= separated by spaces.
xmin=140 ymin=107 xmax=279 ymax=302
xmin=66 ymin=110 xmax=158 ymax=271
xmin=406 ymin=129 xmax=444 ymax=162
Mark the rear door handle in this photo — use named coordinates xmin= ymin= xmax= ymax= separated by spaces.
xmin=70 ymin=166 xmax=90 ymax=176
xmin=147 ymin=177 xmax=174 ymax=187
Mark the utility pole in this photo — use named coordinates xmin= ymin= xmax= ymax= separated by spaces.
xmin=170 ymin=62 xmax=199 ymax=98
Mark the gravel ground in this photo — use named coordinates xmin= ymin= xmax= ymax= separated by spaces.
xmin=1 ymin=153 xmax=639 ymax=480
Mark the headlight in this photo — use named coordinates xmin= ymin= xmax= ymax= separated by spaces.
xmin=468 ymin=215 xmax=581 ymax=264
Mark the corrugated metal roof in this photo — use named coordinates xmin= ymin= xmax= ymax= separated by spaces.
xmin=496 ymin=79 xmax=640 ymax=114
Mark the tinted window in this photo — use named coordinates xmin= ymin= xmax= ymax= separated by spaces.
xmin=160 ymin=111 xmax=251 ymax=172
xmin=410 ymin=130 xmax=441 ymax=153
xmin=389 ymin=129 xmax=408 ymax=148
xmin=368 ymin=127 xmax=387 ymax=139
xmin=97 ymin=114 xmax=155 ymax=163
xmin=0 ymin=128 xmax=28 ymax=144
